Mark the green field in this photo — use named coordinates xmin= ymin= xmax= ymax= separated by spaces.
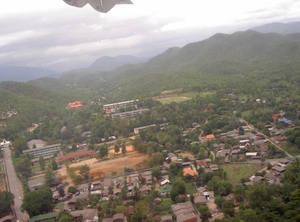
xmin=0 ymin=162 xmax=6 ymax=190
xmin=153 ymin=198 xmax=173 ymax=215
xmin=156 ymin=97 xmax=190 ymax=104
xmin=222 ymin=164 xmax=261 ymax=185
xmin=185 ymin=181 xmax=197 ymax=195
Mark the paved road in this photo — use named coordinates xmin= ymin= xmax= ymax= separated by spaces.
xmin=3 ymin=147 xmax=29 ymax=222
xmin=239 ymin=118 xmax=293 ymax=157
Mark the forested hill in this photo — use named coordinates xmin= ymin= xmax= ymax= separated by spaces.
xmin=0 ymin=82 xmax=90 ymax=140
xmin=250 ymin=21 xmax=300 ymax=34
xmin=28 ymin=30 xmax=300 ymax=100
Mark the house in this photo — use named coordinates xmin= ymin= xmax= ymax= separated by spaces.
xmin=30 ymin=212 xmax=59 ymax=222
xmin=181 ymin=162 xmax=192 ymax=169
xmin=205 ymin=134 xmax=215 ymax=140
xmin=216 ymin=149 xmax=230 ymax=158
xmin=70 ymin=209 xmax=98 ymax=222
xmin=196 ymin=160 xmax=207 ymax=168
xmin=272 ymin=166 xmax=286 ymax=174
xmin=140 ymin=186 xmax=152 ymax=195
xmin=252 ymin=176 xmax=264 ymax=183
xmin=194 ymin=195 xmax=208 ymax=205
xmin=81 ymin=131 xmax=91 ymax=138
xmin=68 ymin=101 xmax=84 ymax=108
xmin=223 ymin=193 xmax=234 ymax=201
xmin=160 ymin=215 xmax=173 ymax=222
xmin=272 ymin=113 xmax=281 ymax=119
xmin=0 ymin=215 xmax=12 ymax=222
xmin=183 ymin=168 xmax=198 ymax=177
xmin=102 ymin=213 xmax=125 ymax=222
xmin=68 ymin=198 xmax=76 ymax=210
xmin=160 ymin=184 xmax=172 ymax=196
xmin=167 ymin=153 xmax=177 ymax=162
xmin=209 ymin=164 xmax=219 ymax=172
xmin=160 ymin=179 xmax=170 ymax=186
xmin=230 ymin=149 xmax=240 ymax=158
xmin=171 ymin=202 xmax=197 ymax=222
xmin=264 ymin=172 xmax=276 ymax=181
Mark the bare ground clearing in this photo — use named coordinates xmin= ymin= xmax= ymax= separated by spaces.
xmin=58 ymin=146 xmax=149 ymax=179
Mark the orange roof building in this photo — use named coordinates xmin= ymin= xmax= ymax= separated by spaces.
xmin=205 ymin=134 xmax=215 ymax=140
xmin=183 ymin=168 xmax=198 ymax=177
xmin=272 ymin=113 xmax=281 ymax=119
xmin=56 ymin=150 xmax=95 ymax=163
xmin=68 ymin=101 xmax=84 ymax=108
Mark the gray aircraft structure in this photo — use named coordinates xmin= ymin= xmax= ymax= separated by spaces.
xmin=63 ymin=0 xmax=133 ymax=13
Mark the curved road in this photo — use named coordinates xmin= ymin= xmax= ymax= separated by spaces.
xmin=3 ymin=147 xmax=29 ymax=222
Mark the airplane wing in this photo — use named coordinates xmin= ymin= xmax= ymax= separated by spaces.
xmin=63 ymin=0 xmax=88 ymax=7
xmin=63 ymin=0 xmax=133 ymax=13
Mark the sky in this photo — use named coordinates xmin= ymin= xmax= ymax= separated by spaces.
xmin=0 ymin=0 xmax=300 ymax=72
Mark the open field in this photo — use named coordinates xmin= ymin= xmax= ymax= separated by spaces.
xmin=222 ymin=164 xmax=261 ymax=185
xmin=155 ymin=96 xmax=190 ymax=104
xmin=58 ymin=146 xmax=149 ymax=179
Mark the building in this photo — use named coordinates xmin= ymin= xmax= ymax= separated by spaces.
xmin=103 ymin=100 xmax=137 ymax=111
xmin=171 ymin=202 xmax=197 ymax=222
xmin=23 ymin=144 xmax=61 ymax=157
xmin=68 ymin=101 xmax=84 ymax=108
xmin=56 ymin=150 xmax=95 ymax=163
xmin=205 ymin=134 xmax=215 ymax=140
xmin=111 ymin=109 xmax=149 ymax=119
xmin=102 ymin=213 xmax=125 ymax=222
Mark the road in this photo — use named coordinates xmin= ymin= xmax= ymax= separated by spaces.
xmin=239 ymin=118 xmax=293 ymax=157
xmin=3 ymin=147 xmax=29 ymax=222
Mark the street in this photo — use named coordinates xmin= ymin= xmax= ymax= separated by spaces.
xmin=3 ymin=147 xmax=29 ymax=222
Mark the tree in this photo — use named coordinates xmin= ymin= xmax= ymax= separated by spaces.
xmin=198 ymin=205 xmax=212 ymax=222
xmin=114 ymin=144 xmax=120 ymax=154
xmin=51 ymin=159 xmax=58 ymax=171
xmin=58 ymin=212 xmax=73 ymax=222
xmin=58 ymin=186 xmax=65 ymax=197
xmin=222 ymin=200 xmax=234 ymax=216
xmin=14 ymin=157 xmax=32 ymax=178
xmin=121 ymin=143 xmax=126 ymax=155
xmin=99 ymin=145 xmax=108 ymax=158
xmin=79 ymin=164 xmax=90 ymax=182
xmin=21 ymin=187 xmax=52 ymax=217
xmin=151 ymin=166 xmax=161 ymax=179
xmin=233 ymin=184 xmax=245 ymax=202
xmin=67 ymin=186 xmax=78 ymax=194
xmin=44 ymin=165 xmax=55 ymax=186
xmin=39 ymin=156 xmax=45 ymax=171
xmin=0 ymin=191 xmax=14 ymax=215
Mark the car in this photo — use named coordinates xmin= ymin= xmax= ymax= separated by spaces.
xmin=19 ymin=197 xmax=21 ymax=200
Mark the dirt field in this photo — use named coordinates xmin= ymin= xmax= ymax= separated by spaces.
xmin=58 ymin=146 xmax=149 ymax=180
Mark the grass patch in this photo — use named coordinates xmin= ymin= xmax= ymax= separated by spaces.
xmin=0 ymin=163 xmax=6 ymax=190
xmin=241 ymin=110 xmax=252 ymax=118
xmin=156 ymin=97 xmax=190 ymax=104
xmin=222 ymin=164 xmax=261 ymax=185
xmin=153 ymin=198 xmax=173 ymax=215
xmin=185 ymin=181 xmax=197 ymax=195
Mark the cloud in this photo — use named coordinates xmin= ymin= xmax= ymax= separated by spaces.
xmin=0 ymin=0 xmax=300 ymax=71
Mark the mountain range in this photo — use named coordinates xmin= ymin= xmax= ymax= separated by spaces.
xmin=1 ymin=21 xmax=300 ymax=85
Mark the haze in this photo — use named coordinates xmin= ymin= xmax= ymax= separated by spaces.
xmin=1 ymin=0 xmax=299 ymax=72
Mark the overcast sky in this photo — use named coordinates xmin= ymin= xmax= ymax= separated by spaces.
xmin=1 ymin=0 xmax=300 ymax=72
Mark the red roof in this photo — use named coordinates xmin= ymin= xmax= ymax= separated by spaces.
xmin=205 ymin=134 xmax=215 ymax=139
xmin=56 ymin=150 xmax=95 ymax=162
xmin=272 ymin=113 xmax=281 ymax=119
xmin=197 ymin=160 xmax=207 ymax=167
xmin=69 ymin=101 xmax=83 ymax=108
